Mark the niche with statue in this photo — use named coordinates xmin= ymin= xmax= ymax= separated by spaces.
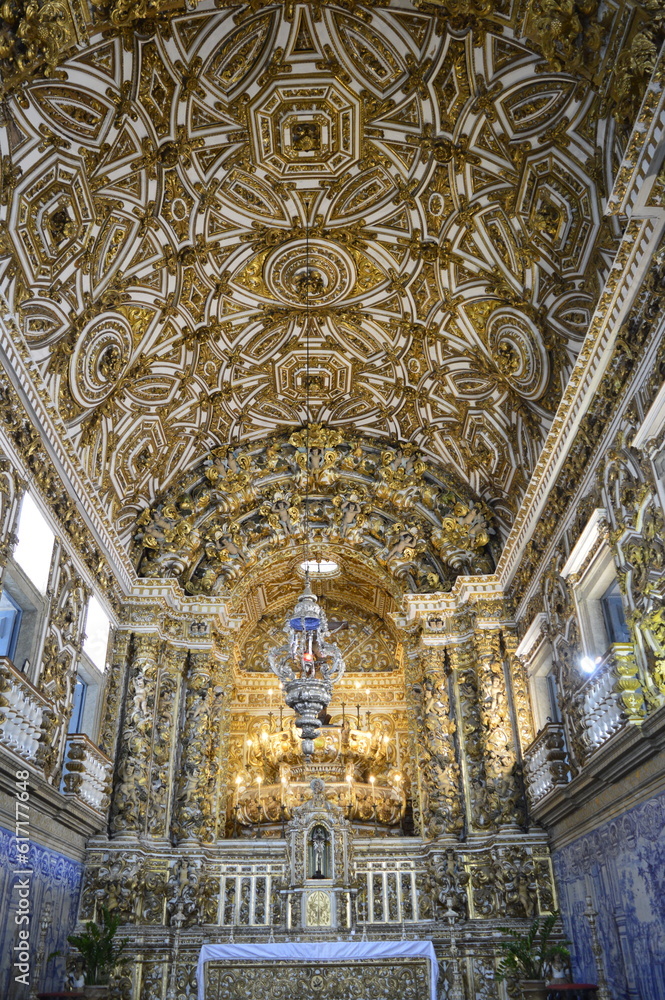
xmin=284 ymin=779 xmax=356 ymax=931
xmin=308 ymin=824 xmax=331 ymax=879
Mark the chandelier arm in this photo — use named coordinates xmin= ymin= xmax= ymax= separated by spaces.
xmin=268 ymin=645 xmax=296 ymax=683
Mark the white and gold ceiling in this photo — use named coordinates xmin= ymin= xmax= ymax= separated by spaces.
xmin=0 ymin=0 xmax=621 ymax=567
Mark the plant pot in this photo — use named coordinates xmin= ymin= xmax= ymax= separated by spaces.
xmin=519 ymin=981 xmax=549 ymax=1000
xmin=83 ymin=987 xmax=109 ymax=1000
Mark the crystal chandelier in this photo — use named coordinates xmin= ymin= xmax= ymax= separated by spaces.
xmin=268 ymin=579 xmax=345 ymax=755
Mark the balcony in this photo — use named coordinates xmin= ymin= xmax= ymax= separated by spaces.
xmin=0 ymin=655 xmax=51 ymax=763
xmin=577 ymin=643 xmax=645 ymax=760
xmin=62 ymin=733 xmax=112 ymax=814
xmin=523 ymin=722 xmax=571 ymax=806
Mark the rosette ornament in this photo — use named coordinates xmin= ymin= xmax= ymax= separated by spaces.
xmin=268 ymin=582 xmax=345 ymax=755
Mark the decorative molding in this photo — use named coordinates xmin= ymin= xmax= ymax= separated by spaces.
xmin=632 ymin=380 xmax=665 ymax=450
xmin=561 ymin=508 xmax=608 ymax=580
xmin=515 ymin=612 xmax=548 ymax=659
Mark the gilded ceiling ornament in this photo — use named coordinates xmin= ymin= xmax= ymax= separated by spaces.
xmin=0 ymin=0 xmax=632 ymax=537
xmin=529 ymin=0 xmax=606 ymax=76
xmin=134 ymin=429 xmax=496 ymax=595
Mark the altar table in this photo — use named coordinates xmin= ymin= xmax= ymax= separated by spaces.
xmin=197 ymin=940 xmax=439 ymax=1000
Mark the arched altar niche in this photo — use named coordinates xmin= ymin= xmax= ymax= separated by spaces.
xmin=283 ymin=779 xmax=356 ymax=931
xmin=308 ymin=824 xmax=331 ymax=879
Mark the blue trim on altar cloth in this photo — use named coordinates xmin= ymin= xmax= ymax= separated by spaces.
xmin=196 ymin=940 xmax=439 ymax=1000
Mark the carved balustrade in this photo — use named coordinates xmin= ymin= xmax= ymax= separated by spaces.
xmin=0 ymin=656 xmax=51 ymax=763
xmin=62 ymin=733 xmax=113 ymax=813
xmin=220 ymin=863 xmax=285 ymax=927
xmin=573 ymin=644 xmax=644 ymax=759
xmin=357 ymin=860 xmax=427 ymax=925
xmin=523 ymin=723 xmax=571 ymax=806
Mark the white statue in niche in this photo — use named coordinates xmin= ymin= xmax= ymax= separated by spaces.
xmin=309 ymin=824 xmax=331 ymax=879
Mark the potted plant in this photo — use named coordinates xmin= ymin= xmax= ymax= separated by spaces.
xmin=496 ymin=912 xmax=570 ymax=1000
xmin=50 ymin=905 xmax=129 ymax=998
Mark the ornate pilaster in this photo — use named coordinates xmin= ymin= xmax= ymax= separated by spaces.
xmin=400 ymin=626 xmax=426 ymax=838
xmin=0 ymin=457 xmax=25 ymax=588
xmin=99 ymin=627 xmax=132 ymax=759
xmin=415 ymin=647 xmax=464 ymax=839
xmin=172 ymin=650 xmax=217 ymax=844
xmin=110 ymin=633 xmax=160 ymax=836
xmin=37 ymin=546 xmax=89 ymax=781
xmin=474 ymin=629 xmax=524 ymax=827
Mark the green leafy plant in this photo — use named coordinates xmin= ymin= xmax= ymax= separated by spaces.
xmin=496 ymin=912 xmax=570 ymax=982
xmin=49 ymin=906 xmax=129 ymax=986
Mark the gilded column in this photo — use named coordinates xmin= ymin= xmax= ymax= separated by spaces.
xmin=208 ymin=636 xmax=233 ymax=842
xmin=171 ymin=650 xmax=214 ymax=844
xmin=146 ymin=642 xmax=186 ymax=838
xmin=415 ymin=647 xmax=464 ymax=838
xmin=474 ymin=628 xmax=525 ymax=827
xmin=449 ymin=640 xmax=486 ymax=830
xmin=401 ymin=628 xmax=425 ymax=837
xmin=502 ymin=630 xmax=536 ymax=753
xmin=110 ymin=633 xmax=160 ymax=836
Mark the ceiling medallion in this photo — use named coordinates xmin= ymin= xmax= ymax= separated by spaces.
xmin=268 ymin=580 xmax=346 ymax=756
xmin=264 ymin=239 xmax=357 ymax=307
xmin=250 ymin=81 xmax=361 ymax=178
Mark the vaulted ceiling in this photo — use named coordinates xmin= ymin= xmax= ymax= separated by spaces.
xmin=0 ymin=0 xmax=623 ymax=557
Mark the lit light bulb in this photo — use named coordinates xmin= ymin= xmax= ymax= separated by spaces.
xmin=580 ymin=656 xmax=597 ymax=673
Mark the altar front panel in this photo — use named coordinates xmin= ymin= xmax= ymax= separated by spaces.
xmin=204 ymin=956 xmax=431 ymax=1000
xmin=197 ymin=941 xmax=438 ymax=1000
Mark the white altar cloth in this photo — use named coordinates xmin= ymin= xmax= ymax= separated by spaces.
xmin=196 ymin=940 xmax=438 ymax=1000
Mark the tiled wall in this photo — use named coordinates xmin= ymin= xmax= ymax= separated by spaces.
xmin=0 ymin=825 xmax=83 ymax=998
xmin=553 ymin=789 xmax=665 ymax=1000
